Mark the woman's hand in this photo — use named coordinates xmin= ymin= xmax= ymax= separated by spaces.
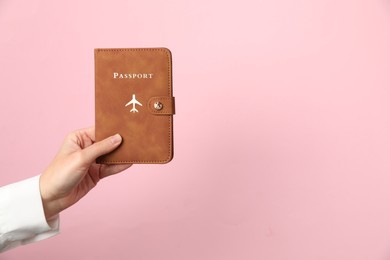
xmin=39 ymin=126 xmax=131 ymax=220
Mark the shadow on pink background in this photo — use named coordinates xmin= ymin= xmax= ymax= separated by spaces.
xmin=1 ymin=0 xmax=390 ymax=259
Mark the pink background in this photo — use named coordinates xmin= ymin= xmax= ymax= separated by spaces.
xmin=1 ymin=0 xmax=390 ymax=259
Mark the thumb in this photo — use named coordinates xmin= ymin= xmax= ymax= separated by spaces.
xmin=81 ymin=133 xmax=122 ymax=163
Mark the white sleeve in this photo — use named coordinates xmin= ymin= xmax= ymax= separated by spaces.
xmin=0 ymin=175 xmax=60 ymax=253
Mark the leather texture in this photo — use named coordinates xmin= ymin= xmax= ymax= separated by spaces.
xmin=95 ymin=48 xmax=174 ymax=164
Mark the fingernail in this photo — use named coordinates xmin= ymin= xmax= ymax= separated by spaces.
xmin=110 ymin=134 xmax=122 ymax=144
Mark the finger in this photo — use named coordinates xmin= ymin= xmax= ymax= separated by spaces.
xmin=99 ymin=164 xmax=132 ymax=179
xmin=81 ymin=133 xmax=122 ymax=163
xmin=77 ymin=126 xmax=96 ymax=149
xmin=81 ymin=126 xmax=96 ymax=142
xmin=79 ymin=131 xmax=94 ymax=148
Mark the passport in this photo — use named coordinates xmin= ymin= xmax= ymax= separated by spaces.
xmin=94 ymin=48 xmax=175 ymax=164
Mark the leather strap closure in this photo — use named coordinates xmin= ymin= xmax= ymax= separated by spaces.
xmin=148 ymin=96 xmax=175 ymax=115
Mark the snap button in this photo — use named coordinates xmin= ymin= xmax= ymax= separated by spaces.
xmin=154 ymin=102 xmax=163 ymax=110
xmin=148 ymin=96 xmax=174 ymax=115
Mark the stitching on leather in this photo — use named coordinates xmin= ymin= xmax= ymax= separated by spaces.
xmin=96 ymin=48 xmax=173 ymax=164
xmin=95 ymin=48 xmax=167 ymax=52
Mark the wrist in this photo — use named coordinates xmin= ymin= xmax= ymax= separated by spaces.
xmin=41 ymin=197 xmax=61 ymax=220
xmin=39 ymin=175 xmax=62 ymax=220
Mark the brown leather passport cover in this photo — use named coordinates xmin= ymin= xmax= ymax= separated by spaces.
xmin=95 ymin=48 xmax=174 ymax=164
